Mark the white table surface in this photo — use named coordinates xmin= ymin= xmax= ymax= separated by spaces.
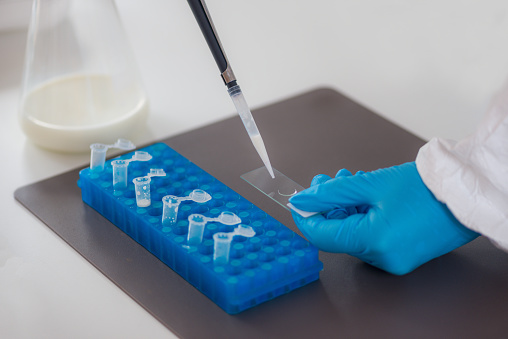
xmin=2 ymin=0 xmax=508 ymax=338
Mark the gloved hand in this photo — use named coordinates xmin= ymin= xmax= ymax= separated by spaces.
xmin=289 ymin=162 xmax=479 ymax=275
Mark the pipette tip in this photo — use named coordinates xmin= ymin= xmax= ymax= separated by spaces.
xmin=266 ymin=164 xmax=275 ymax=179
xmin=250 ymin=134 xmax=275 ymax=179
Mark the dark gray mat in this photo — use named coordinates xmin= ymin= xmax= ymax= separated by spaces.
xmin=15 ymin=88 xmax=508 ymax=338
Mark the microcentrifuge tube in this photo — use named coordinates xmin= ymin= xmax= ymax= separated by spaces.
xmin=133 ymin=176 xmax=151 ymax=207
xmin=90 ymin=144 xmax=108 ymax=171
xmin=148 ymin=168 xmax=165 ymax=176
xmin=234 ymin=224 xmax=257 ymax=238
xmin=187 ymin=214 xmax=207 ymax=246
xmin=216 ymin=211 xmax=241 ymax=225
xmin=111 ymin=160 xmax=129 ymax=188
xmin=132 ymin=168 xmax=166 ymax=207
xmin=213 ymin=225 xmax=255 ymax=265
xmin=188 ymin=189 xmax=212 ymax=203
xmin=213 ymin=233 xmax=232 ymax=265
xmin=183 ymin=189 xmax=212 ymax=203
xmin=90 ymin=138 xmax=135 ymax=171
xmin=112 ymin=151 xmax=153 ymax=189
xmin=162 ymin=195 xmax=181 ymax=226
xmin=161 ymin=189 xmax=212 ymax=226
xmin=187 ymin=211 xmax=242 ymax=246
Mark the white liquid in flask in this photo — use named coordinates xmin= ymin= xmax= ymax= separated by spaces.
xmin=20 ymin=74 xmax=148 ymax=152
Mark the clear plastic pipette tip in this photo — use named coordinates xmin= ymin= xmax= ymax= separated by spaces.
xmin=228 ymin=85 xmax=275 ymax=179
xmin=250 ymin=134 xmax=275 ymax=179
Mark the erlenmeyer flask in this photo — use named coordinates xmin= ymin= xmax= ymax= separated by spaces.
xmin=19 ymin=0 xmax=148 ymax=152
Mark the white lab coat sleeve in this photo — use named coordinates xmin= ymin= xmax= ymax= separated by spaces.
xmin=415 ymin=83 xmax=508 ymax=251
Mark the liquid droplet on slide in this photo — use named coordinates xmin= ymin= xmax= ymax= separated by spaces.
xmin=278 ymin=189 xmax=297 ymax=197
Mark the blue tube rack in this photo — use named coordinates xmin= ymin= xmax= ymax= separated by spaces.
xmin=78 ymin=143 xmax=323 ymax=314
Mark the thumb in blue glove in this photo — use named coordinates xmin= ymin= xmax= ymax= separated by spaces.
xmin=289 ymin=162 xmax=479 ymax=275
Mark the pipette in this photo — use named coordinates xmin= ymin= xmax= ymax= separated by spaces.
xmin=187 ymin=0 xmax=275 ymax=179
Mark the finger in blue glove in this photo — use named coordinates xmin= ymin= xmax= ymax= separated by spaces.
xmin=311 ymin=174 xmax=332 ymax=187
xmin=310 ymin=169 xmax=358 ymax=219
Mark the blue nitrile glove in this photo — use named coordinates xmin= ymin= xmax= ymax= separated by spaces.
xmin=289 ymin=162 xmax=479 ymax=275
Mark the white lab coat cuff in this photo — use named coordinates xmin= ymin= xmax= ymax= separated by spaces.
xmin=416 ymin=138 xmax=508 ymax=250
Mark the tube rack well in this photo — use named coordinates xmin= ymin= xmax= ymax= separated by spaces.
xmin=78 ymin=143 xmax=322 ymax=314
